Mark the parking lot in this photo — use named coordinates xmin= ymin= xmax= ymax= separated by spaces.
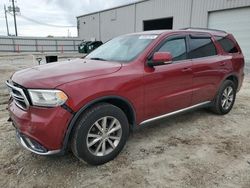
xmin=0 ymin=55 xmax=250 ymax=188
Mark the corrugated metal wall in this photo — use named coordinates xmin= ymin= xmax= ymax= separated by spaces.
xmin=100 ymin=5 xmax=136 ymax=41
xmin=0 ymin=37 xmax=82 ymax=52
xmin=77 ymin=0 xmax=250 ymax=42
xmin=135 ymin=0 xmax=192 ymax=31
xmin=78 ymin=13 xmax=100 ymax=40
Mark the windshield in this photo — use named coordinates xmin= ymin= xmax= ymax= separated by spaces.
xmin=86 ymin=34 xmax=158 ymax=62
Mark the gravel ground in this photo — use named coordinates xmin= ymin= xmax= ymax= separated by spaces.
xmin=0 ymin=56 xmax=250 ymax=188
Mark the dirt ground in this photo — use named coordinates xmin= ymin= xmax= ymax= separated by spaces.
xmin=0 ymin=55 xmax=250 ymax=188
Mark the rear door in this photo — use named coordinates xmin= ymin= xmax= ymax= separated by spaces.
xmin=188 ymin=34 xmax=224 ymax=105
xmin=143 ymin=35 xmax=193 ymax=120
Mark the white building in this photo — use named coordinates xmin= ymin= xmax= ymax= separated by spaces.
xmin=77 ymin=0 xmax=250 ymax=60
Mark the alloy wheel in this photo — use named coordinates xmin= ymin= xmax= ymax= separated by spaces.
xmin=86 ymin=116 xmax=122 ymax=157
xmin=221 ymin=86 xmax=234 ymax=110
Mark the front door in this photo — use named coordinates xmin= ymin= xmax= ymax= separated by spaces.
xmin=143 ymin=35 xmax=193 ymax=120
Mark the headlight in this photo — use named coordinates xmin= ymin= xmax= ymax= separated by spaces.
xmin=28 ymin=89 xmax=68 ymax=107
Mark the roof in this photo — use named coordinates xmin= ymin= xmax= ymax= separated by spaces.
xmin=125 ymin=28 xmax=228 ymax=37
xmin=77 ymin=0 xmax=150 ymax=18
xmin=180 ymin=28 xmax=228 ymax=37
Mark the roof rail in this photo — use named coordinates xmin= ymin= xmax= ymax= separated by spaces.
xmin=181 ymin=27 xmax=227 ymax=34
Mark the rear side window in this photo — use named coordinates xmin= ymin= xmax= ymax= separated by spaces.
xmin=158 ymin=38 xmax=187 ymax=61
xmin=215 ymin=36 xmax=239 ymax=53
xmin=188 ymin=37 xmax=217 ymax=59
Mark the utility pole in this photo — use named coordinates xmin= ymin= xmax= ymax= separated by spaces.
xmin=4 ymin=5 xmax=10 ymax=36
xmin=12 ymin=0 xmax=18 ymax=36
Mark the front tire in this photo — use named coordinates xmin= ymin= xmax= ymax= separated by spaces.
xmin=210 ymin=80 xmax=236 ymax=115
xmin=71 ymin=103 xmax=129 ymax=165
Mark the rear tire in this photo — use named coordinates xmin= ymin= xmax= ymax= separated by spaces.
xmin=71 ymin=103 xmax=129 ymax=165
xmin=210 ymin=80 xmax=236 ymax=115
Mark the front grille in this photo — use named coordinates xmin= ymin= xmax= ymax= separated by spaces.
xmin=6 ymin=80 xmax=29 ymax=110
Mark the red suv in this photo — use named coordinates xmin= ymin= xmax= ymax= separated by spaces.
xmin=6 ymin=28 xmax=245 ymax=165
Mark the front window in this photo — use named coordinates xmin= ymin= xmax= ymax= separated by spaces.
xmin=86 ymin=34 xmax=158 ymax=62
xmin=158 ymin=38 xmax=187 ymax=61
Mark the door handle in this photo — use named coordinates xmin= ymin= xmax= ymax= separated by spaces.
xmin=182 ymin=67 xmax=192 ymax=72
xmin=219 ymin=62 xmax=226 ymax=66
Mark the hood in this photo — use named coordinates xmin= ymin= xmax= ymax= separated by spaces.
xmin=11 ymin=58 xmax=122 ymax=88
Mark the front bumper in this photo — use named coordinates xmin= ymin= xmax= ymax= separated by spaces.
xmin=8 ymin=99 xmax=73 ymax=155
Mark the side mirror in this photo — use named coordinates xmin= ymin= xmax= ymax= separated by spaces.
xmin=147 ymin=52 xmax=173 ymax=67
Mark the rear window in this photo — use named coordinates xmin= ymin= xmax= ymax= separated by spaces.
xmin=188 ymin=37 xmax=217 ymax=59
xmin=215 ymin=36 xmax=239 ymax=53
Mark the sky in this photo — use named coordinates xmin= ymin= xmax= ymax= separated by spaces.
xmin=0 ymin=0 xmax=137 ymax=37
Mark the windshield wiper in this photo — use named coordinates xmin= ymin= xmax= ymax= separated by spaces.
xmin=90 ymin=57 xmax=107 ymax=61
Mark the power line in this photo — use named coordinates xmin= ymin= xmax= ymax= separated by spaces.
xmin=7 ymin=12 xmax=76 ymax=28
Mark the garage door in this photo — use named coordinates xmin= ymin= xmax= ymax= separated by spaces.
xmin=208 ymin=7 xmax=250 ymax=61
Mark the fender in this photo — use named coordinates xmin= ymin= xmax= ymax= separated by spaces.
xmin=60 ymin=95 xmax=137 ymax=153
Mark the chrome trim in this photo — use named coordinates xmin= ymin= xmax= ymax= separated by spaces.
xmin=140 ymin=101 xmax=211 ymax=125
xmin=5 ymin=80 xmax=30 ymax=110
xmin=16 ymin=132 xmax=60 ymax=155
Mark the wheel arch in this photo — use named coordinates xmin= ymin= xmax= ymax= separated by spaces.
xmin=212 ymin=73 xmax=239 ymax=104
xmin=225 ymin=74 xmax=239 ymax=90
xmin=61 ymin=96 xmax=136 ymax=152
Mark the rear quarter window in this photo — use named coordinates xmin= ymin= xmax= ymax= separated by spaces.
xmin=188 ymin=37 xmax=217 ymax=59
xmin=215 ymin=36 xmax=239 ymax=53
